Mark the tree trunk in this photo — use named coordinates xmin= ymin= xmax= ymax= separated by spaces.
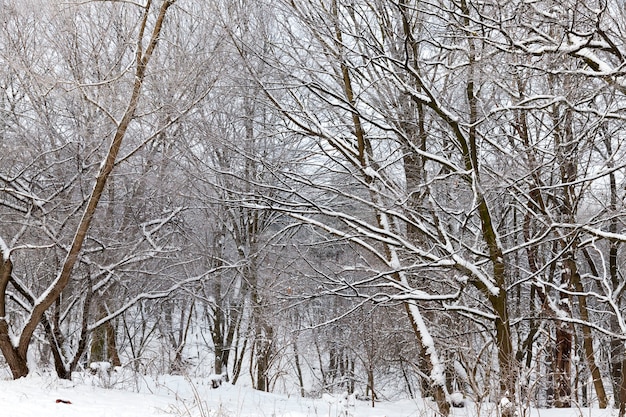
xmin=0 ymin=320 xmax=28 ymax=379
xmin=253 ymin=315 xmax=273 ymax=392
xmin=490 ymin=290 xmax=515 ymax=396
xmin=292 ymin=333 xmax=305 ymax=397
xmin=612 ymin=319 xmax=625 ymax=408
xmin=554 ymin=258 xmax=574 ymax=408
xmin=554 ymin=326 xmax=572 ymax=408
xmin=106 ymin=321 xmax=121 ymax=367
xmin=91 ymin=323 xmax=106 ymax=363
xmin=405 ymin=303 xmax=450 ymax=416
xmin=0 ymin=256 xmax=29 ymax=378
xmin=605 ymin=133 xmax=624 ymax=411
xmin=619 ymin=355 xmax=626 ymax=417
xmin=572 ymin=272 xmax=607 ymax=408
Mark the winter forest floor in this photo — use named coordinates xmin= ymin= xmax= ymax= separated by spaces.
xmin=0 ymin=372 xmax=620 ymax=417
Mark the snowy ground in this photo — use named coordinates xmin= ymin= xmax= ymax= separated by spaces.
xmin=0 ymin=372 xmax=620 ymax=417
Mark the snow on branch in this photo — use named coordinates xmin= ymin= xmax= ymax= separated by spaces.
xmin=86 ymin=262 xmax=242 ymax=332
xmin=512 ymin=27 xmax=626 ymax=93
xmin=140 ymin=206 xmax=184 ymax=249
xmin=555 ymin=223 xmax=626 ymax=243
xmin=0 ymin=173 xmax=46 ymax=210
xmin=407 ymin=302 xmax=448 ymax=389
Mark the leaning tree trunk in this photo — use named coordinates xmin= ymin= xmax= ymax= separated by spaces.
xmin=0 ymin=256 xmax=29 ymax=379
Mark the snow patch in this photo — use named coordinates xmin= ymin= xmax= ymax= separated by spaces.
xmin=450 ymin=392 xmax=465 ymax=407
xmin=208 ymin=373 xmax=227 ymax=388
xmin=0 ymin=373 xmax=611 ymax=417
xmin=499 ymin=395 xmax=518 ymax=417
xmin=322 ymin=392 xmax=356 ymax=417
xmin=364 ymin=166 xmax=379 ymax=180
xmin=89 ymin=361 xmax=112 ymax=372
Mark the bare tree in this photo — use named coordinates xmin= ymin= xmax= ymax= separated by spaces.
xmin=0 ymin=0 xmax=178 ymax=379
xmin=236 ymin=0 xmax=626 ymax=410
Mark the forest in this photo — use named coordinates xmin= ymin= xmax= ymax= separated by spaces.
xmin=1 ymin=0 xmax=626 ymax=415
